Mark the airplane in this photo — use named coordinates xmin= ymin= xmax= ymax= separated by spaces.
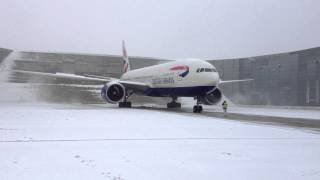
xmin=13 ymin=41 xmax=252 ymax=113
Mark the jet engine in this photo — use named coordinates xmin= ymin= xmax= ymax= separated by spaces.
xmin=101 ymin=81 xmax=125 ymax=104
xmin=199 ymin=88 xmax=222 ymax=105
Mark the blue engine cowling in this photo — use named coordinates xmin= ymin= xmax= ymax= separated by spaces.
xmin=199 ymin=88 xmax=222 ymax=105
xmin=101 ymin=81 xmax=125 ymax=104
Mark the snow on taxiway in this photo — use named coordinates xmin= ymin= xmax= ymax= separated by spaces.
xmin=0 ymin=103 xmax=320 ymax=180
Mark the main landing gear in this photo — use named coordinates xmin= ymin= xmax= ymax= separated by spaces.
xmin=193 ymin=97 xmax=203 ymax=113
xmin=119 ymin=101 xmax=132 ymax=108
xmin=167 ymin=96 xmax=182 ymax=109
xmin=119 ymin=91 xmax=132 ymax=108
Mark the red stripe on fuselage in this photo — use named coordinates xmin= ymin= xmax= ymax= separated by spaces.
xmin=170 ymin=66 xmax=189 ymax=71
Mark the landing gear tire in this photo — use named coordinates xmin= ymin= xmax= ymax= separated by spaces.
xmin=119 ymin=101 xmax=132 ymax=108
xmin=193 ymin=105 xmax=203 ymax=113
xmin=167 ymin=102 xmax=182 ymax=109
xmin=193 ymin=96 xmax=203 ymax=113
xmin=167 ymin=96 xmax=181 ymax=109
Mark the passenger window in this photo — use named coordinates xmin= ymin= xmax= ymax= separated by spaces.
xmin=200 ymin=68 xmax=204 ymax=72
xmin=196 ymin=68 xmax=200 ymax=73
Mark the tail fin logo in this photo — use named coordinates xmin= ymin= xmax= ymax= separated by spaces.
xmin=170 ymin=66 xmax=190 ymax=78
xmin=122 ymin=40 xmax=130 ymax=73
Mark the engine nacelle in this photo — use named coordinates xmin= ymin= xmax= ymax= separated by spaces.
xmin=199 ymin=88 xmax=222 ymax=105
xmin=101 ymin=81 xmax=125 ymax=104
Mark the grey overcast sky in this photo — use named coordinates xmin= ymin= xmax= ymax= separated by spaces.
xmin=0 ymin=0 xmax=319 ymax=59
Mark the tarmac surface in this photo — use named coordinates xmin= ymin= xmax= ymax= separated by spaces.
xmin=201 ymin=111 xmax=320 ymax=132
xmin=111 ymin=105 xmax=320 ymax=133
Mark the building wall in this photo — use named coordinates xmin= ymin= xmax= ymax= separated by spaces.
xmin=297 ymin=48 xmax=320 ymax=106
xmin=7 ymin=47 xmax=320 ymax=106
xmin=209 ymin=47 xmax=320 ymax=106
xmin=13 ymin=51 xmax=167 ymax=77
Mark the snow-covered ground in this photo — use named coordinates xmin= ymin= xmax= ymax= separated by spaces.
xmin=182 ymin=97 xmax=320 ymax=120
xmin=221 ymin=106 xmax=320 ymax=120
xmin=1 ymin=103 xmax=320 ymax=180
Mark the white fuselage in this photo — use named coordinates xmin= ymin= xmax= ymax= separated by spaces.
xmin=120 ymin=59 xmax=220 ymax=97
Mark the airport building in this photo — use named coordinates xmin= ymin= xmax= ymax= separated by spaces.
xmin=210 ymin=47 xmax=320 ymax=106
xmin=0 ymin=46 xmax=319 ymax=106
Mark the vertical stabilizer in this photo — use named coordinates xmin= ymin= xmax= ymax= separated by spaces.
xmin=122 ymin=40 xmax=131 ymax=73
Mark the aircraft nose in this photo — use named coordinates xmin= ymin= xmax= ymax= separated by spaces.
xmin=209 ymin=72 xmax=219 ymax=86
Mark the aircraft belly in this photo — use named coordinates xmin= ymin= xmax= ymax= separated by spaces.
xmin=145 ymin=86 xmax=215 ymax=97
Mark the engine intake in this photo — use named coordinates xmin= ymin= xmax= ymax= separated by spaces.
xmin=199 ymin=88 xmax=222 ymax=105
xmin=101 ymin=81 xmax=125 ymax=104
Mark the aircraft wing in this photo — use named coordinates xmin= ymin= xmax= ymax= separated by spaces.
xmin=118 ymin=80 xmax=150 ymax=92
xmin=82 ymin=74 xmax=118 ymax=81
xmin=11 ymin=70 xmax=150 ymax=92
xmin=219 ymin=78 xmax=254 ymax=85
xmin=12 ymin=70 xmax=109 ymax=82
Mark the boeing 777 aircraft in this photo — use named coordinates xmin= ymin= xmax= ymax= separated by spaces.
xmin=14 ymin=41 xmax=252 ymax=113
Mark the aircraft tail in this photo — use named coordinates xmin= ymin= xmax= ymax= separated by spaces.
xmin=122 ymin=40 xmax=131 ymax=73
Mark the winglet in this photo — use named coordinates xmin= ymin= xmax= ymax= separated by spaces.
xmin=122 ymin=40 xmax=131 ymax=73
